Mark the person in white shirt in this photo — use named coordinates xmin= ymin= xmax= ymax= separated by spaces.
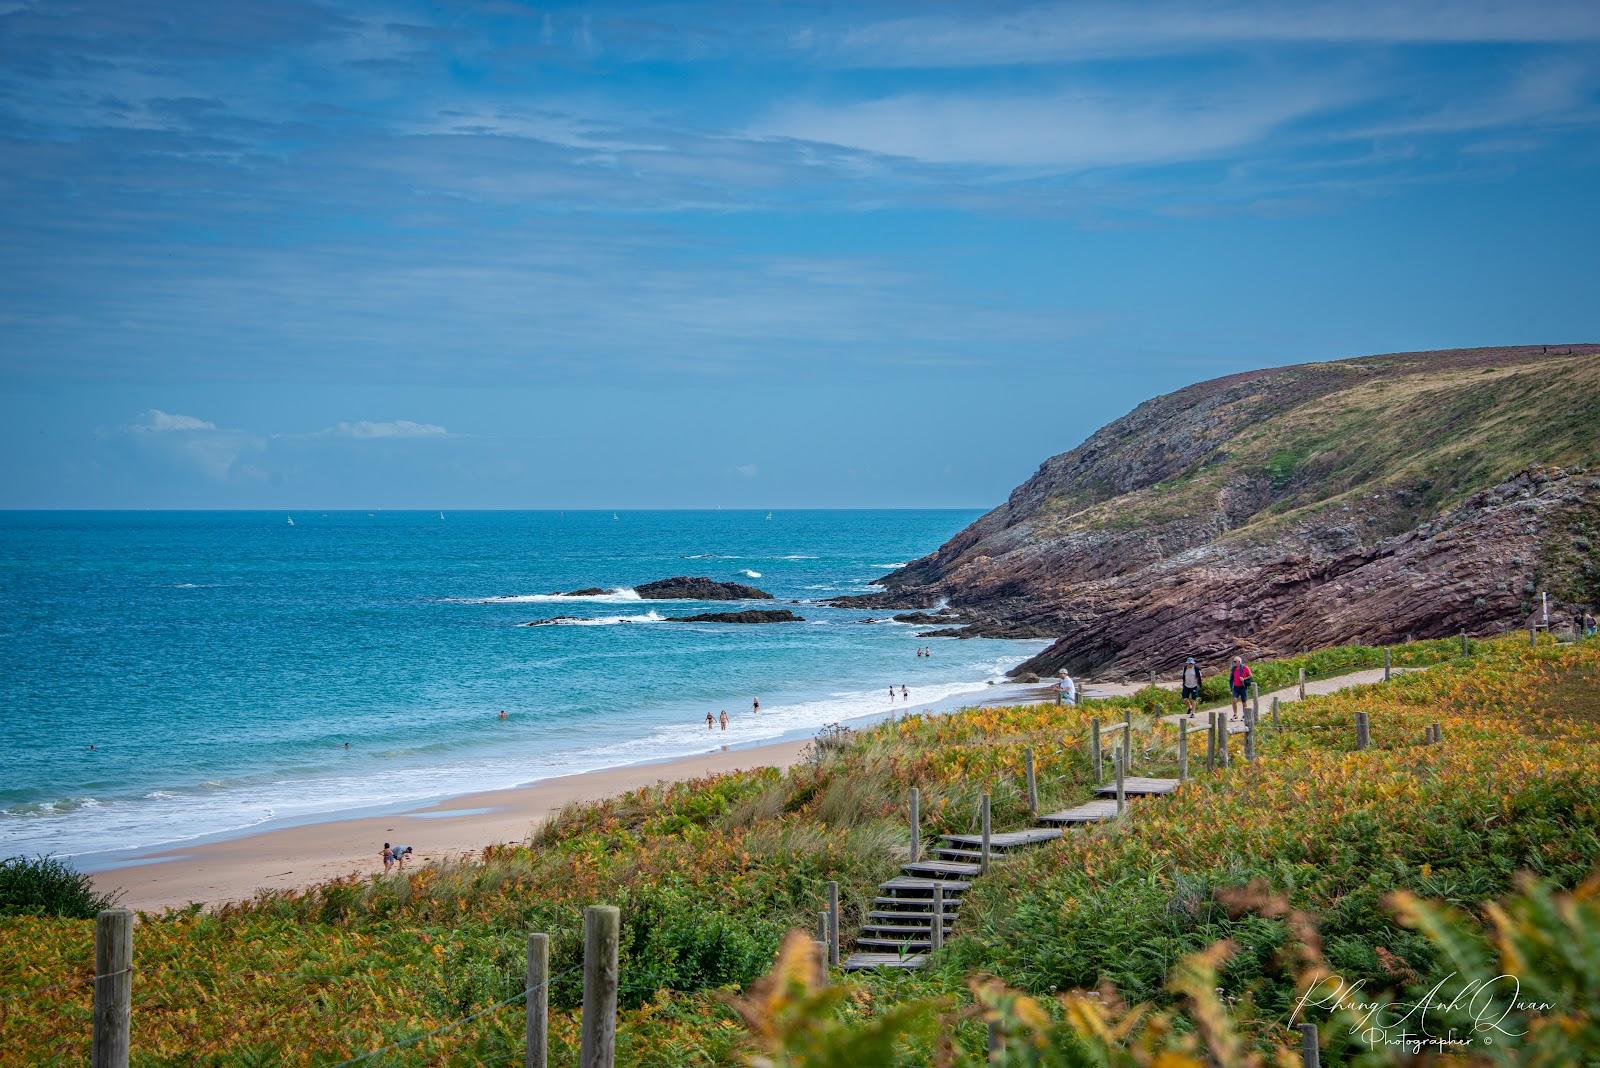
xmin=1181 ymin=658 xmax=1203 ymax=718
xmin=1058 ymin=671 xmax=1077 ymax=706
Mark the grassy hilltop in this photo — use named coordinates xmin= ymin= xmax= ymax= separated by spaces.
xmin=5 ymin=633 xmax=1600 ymax=1065
xmin=839 ymin=345 xmax=1600 ymax=677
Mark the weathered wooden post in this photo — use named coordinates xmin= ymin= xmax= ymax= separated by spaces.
xmin=826 ymin=881 xmax=840 ymax=967
xmin=1205 ymin=711 xmax=1217 ymax=771
xmin=1251 ymin=680 xmax=1260 ymax=722
xmin=1355 ymin=712 xmax=1370 ymax=751
xmin=1114 ymin=750 xmax=1126 ymax=816
xmin=1122 ymin=708 xmax=1133 ymax=774
xmin=1178 ymin=725 xmax=1188 ymax=782
xmin=93 ymin=908 xmax=132 ymax=1068
xmin=1299 ymin=1022 xmax=1321 ymax=1068
xmin=526 ymin=932 xmax=549 ymax=1068
xmin=1435 ymin=723 xmax=1444 ymax=745
xmin=1090 ymin=719 xmax=1103 ymax=785
xmin=980 ymin=792 xmax=992 ymax=876
xmin=1383 ymin=647 xmax=1392 ymax=681
xmin=580 ymin=905 xmax=620 ymax=1068
xmin=931 ymin=886 xmax=945 ymax=951
xmin=1297 ymin=667 xmax=1307 ymax=701
xmin=1530 ymin=623 xmax=1538 ymax=648
xmin=1218 ymin=717 xmax=1230 ymax=768
xmin=816 ymin=910 xmax=829 ymax=949
xmin=909 ymin=787 xmax=921 ymax=864
xmin=1148 ymin=670 xmax=1155 ymax=688
xmin=1460 ymin=630 xmax=1469 ymax=656
xmin=1271 ymin=695 xmax=1280 ymax=729
xmin=1244 ymin=722 xmax=1256 ymax=763
xmin=1024 ymin=748 xmax=1038 ymax=816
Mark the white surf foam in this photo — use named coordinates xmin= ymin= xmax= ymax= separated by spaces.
xmin=464 ymin=588 xmax=645 ymax=605
xmin=535 ymin=610 xmax=667 ymax=626
xmin=741 ymin=569 xmax=762 ymax=578
xmin=870 ymin=563 xmax=909 ymax=570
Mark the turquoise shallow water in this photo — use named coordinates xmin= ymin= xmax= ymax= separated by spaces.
xmin=0 ymin=510 xmax=1044 ymax=860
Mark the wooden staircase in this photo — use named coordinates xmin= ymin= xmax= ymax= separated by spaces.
xmin=842 ymin=783 xmax=1178 ymax=971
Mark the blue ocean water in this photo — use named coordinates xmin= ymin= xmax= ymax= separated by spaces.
xmin=0 ymin=511 xmax=1044 ymax=861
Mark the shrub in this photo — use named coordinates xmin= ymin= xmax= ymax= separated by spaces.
xmin=0 ymin=855 xmax=119 ymax=919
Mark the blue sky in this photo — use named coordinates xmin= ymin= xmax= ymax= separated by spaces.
xmin=2 ymin=0 xmax=1597 ymax=508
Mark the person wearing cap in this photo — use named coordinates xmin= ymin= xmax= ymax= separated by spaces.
xmin=1180 ymin=658 xmax=1203 ymax=718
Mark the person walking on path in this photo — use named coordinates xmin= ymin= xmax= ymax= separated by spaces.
xmin=1181 ymin=658 xmax=1203 ymax=718
xmin=1228 ymin=657 xmax=1252 ymax=720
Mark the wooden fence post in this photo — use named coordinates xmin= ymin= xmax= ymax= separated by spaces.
xmin=909 ymin=787 xmax=921 ymax=864
xmin=1433 ymin=722 xmax=1443 ymax=745
xmin=1245 ymin=723 xmax=1256 ymax=763
xmin=1383 ymin=647 xmax=1391 ymax=681
xmin=980 ymin=793 xmax=992 ymax=876
xmin=1205 ymin=711 xmax=1217 ymax=771
xmin=931 ymin=886 xmax=945 ymax=951
xmin=1024 ymin=748 xmax=1038 ymax=816
xmin=1298 ymin=1022 xmax=1321 ymax=1068
xmin=1178 ymin=725 xmax=1188 ymax=782
xmin=1114 ymin=751 xmax=1126 ymax=816
xmin=826 ymin=881 xmax=840 ymax=967
xmin=526 ymin=932 xmax=549 ymax=1068
xmin=1297 ymin=668 xmax=1306 ymax=701
xmin=1122 ymin=709 xmax=1133 ymax=774
xmin=1355 ymin=712 xmax=1370 ymax=751
xmin=1251 ymin=681 xmax=1260 ymax=722
xmin=1218 ymin=718 xmax=1230 ymax=768
xmin=1460 ymin=630 xmax=1469 ymax=656
xmin=817 ymin=910 xmax=829 ymax=949
xmin=92 ymin=908 xmax=132 ymax=1068
xmin=1090 ymin=720 xmax=1103 ymax=784
xmin=1530 ymin=624 xmax=1538 ymax=648
xmin=1271 ymin=695 xmax=1280 ymax=729
xmin=580 ymin=905 xmax=620 ymax=1068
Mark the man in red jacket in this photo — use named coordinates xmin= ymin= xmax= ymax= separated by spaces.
xmin=1229 ymin=656 xmax=1252 ymax=720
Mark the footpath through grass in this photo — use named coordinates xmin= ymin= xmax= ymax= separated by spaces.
xmin=1 ymin=634 xmax=1596 ymax=1065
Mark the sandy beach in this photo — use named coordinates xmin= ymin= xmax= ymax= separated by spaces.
xmin=86 ymin=678 xmax=1092 ymax=912
xmin=93 ymin=737 xmax=815 ymax=913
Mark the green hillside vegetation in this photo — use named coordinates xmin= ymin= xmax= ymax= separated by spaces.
xmin=1065 ymin=353 xmax=1600 ymax=541
xmin=4 ymin=634 xmax=1599 ymax=1065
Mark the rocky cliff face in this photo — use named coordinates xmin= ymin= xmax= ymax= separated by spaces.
xmin=833 ymin=345 xmax=1600 ymax=677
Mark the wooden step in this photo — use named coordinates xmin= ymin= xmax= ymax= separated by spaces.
xmin=1095 ymin=777 xmax=1180 ymax=797
xmin=902 ymin=859 xmax=982 ymax=879
xmin=868 ymin=908 xmax=956 ymax=922
xmin=933 ymin=846 xmax=983 ymax=860
xmin=860 ymin=921 xmax=952 ymax=935
xmin=872 ymin=897 xmax=962 ymax=911
xmin=1038 ymin=799 xmax=1120 ymax=825
xmin=843 ymin=952 xmax=927 ymax=971
xmin=878 ymin=876 xmax=970 ymax=894
xmin=856 ymin=935 xmax=934 ymax=950
xmin=940 ymin=828 xmax=1063 ymax=849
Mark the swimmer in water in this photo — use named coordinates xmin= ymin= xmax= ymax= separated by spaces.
xmin=719 ymin=710 xmax=728 ymax=731
xmin=901 ymin=685 xmax=909 ymax=699
xmin=706 ymin=710 xmax=715 ymax=730
xmin=497 ymin=710 xmax=509 ymax=720
xmin=752 ymin=697 xmax=760 ymax=714
xmin=889 ymin=686 xmax=896 ymax=700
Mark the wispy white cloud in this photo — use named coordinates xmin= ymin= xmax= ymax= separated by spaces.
xmin=759 ymin=83 xmax=1349 ymax=169
xmin=820 ymin=0 xmax=1600 ymax=68
xmin=327 ymin=419 xmax=449 ymax=439
xmin=734 ymin=463 xmax=758 ymax=478
xmin=130 ymin=408 xmax=218 ymax=432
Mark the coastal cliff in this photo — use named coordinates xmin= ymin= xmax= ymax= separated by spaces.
xmin=833 ymin=345 xmax=1600 ymax=677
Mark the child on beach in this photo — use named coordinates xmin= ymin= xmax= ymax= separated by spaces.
xmin=1181 ymin=658 xmax=1202 ymax=718
xmin=382 ymin=841 xmax=393 ymax=873
xmin=1229 ymin=657 xmax=1252 ymax=720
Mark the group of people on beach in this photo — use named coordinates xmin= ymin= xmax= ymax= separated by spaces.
xmin=889 ymin=684 xmax=910 ymax=700
xmin=380 ymin=842 xmax=413 ymax=872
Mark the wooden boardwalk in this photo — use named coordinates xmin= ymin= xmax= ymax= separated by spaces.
xmin=1096 ymin=776 xmax=1180 ymax=797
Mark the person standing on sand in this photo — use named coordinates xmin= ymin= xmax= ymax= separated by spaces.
xmin=1058 ymin=671 xmax=1077 ymax=707
xmin=706 ymin=710 xmax=714 ymax=730
xmin=1229 ymin=657 xmax=1252 ymax=720
xmin=382 ymin=842 xmax=394 ymax=873
xmin=719 ymin=710 xmax=728 ymax=731
xmin=1181 ymin=658 xmax=1202 ymax=718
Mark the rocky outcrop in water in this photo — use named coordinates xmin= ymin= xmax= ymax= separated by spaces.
xmin=667 ymin=609 xmax=802 ymax=623
xmin=831 ymin=345 xmax=1600 ymax=676
xmin=635 ymin=576 xmax=773 ymax=600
